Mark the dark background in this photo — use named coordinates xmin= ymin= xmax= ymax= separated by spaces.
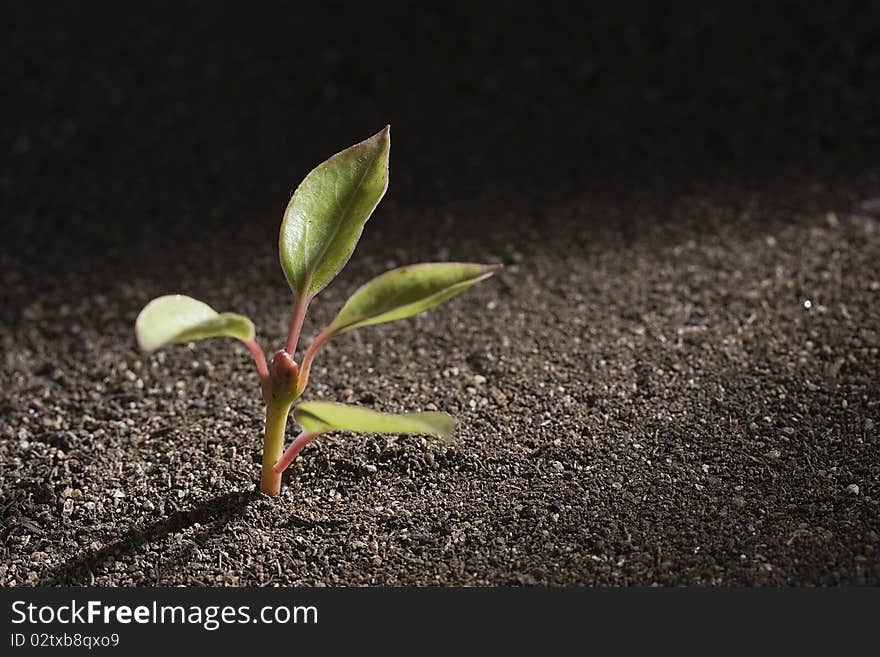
xmin=2 ymin=2 xmax=879 ymax=586
xmin=4 ymin=2 xmax=880 ymax=283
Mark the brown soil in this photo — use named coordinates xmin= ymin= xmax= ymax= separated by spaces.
xmin=1 ymin=2 xmax=879 ymax=586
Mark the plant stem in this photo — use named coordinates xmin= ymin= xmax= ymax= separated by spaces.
xmin=259 ymin=400 xmax=292 ymax=496
xmin=243 ymin=338 xmax=269 ymax=388
xmin=284 ymin=294 xmax=311 ymax=355
xmin=294 ymin=326 xmax=333 ymax=397
xmin=273 ymin=430 xmax=321 ymax=474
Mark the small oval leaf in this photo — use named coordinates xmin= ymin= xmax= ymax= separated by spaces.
xmin=294 ymin=401 xmax=455 ymax=440
xmin=135 ymin=294 xmax=254 ymax=352
xmin=279 ymin=126 xmax=390 ymax=300
xmin=328 ymin=262 xmax=502 ymax=336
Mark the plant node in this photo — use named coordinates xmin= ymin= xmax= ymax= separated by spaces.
xmin=266 ymin=349 xmax=299 ymax=405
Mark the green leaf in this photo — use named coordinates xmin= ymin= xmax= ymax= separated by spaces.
xmin=135 ymin=294 xmax=254 ymax=352
xmin=327 ymin=262 xmax=502 ymax=336
xmin=294 ymin=401 xmax=455 ymax=440
xmin=279 ymin=126 xmax=390 ymax=300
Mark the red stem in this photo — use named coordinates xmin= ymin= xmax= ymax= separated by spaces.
xmin=285 ymin=294 xmax=311 ymax=355
xmin=294 ymin=326 xmax=333 ymax=397
xmin=273 ymin=431 xmax=322 ymax=473
xmin=243 ymin=339 xmax=269 ymax=383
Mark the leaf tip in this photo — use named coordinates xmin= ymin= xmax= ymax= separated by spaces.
xmin=486 ymin=263 xmax=504 ymax=275
xmin=475 ymin=263 xmax=504 ymax=282
xmin=374 ymin=125 xmax=391 ymax=161
xmin=135 ymin=328 xmax=157 ymax=353
xmin=378 ymin=124 xmax=391 ymax=161
xmin=134 ymin=330 xmax=154 ymax=354
xmin=365 ymin=124 xmax=390 ymax=149
xmin=437 ymin=413 xmax=457 ymax=442
xmin=133 ymin=296 xmax=166 ymax=353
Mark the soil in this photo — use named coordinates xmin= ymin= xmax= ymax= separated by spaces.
xmin=2 ymin=3 xmax=879 ymax=586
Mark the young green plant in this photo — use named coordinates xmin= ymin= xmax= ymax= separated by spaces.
xmin=135 ymin=127 xmax=501 ymax=495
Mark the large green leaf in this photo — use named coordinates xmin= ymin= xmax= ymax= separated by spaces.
xmin=279 ymin=126 xmax=390 ymax=299
xmin=327 ymin=262 xmax=502 ymax=336
xmin=135 ymin=294 xmax=254 ymax=352
xmin=294 ymin=401 xmax=455 ymax=440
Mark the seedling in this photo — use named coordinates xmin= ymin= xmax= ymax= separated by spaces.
xmin=135 ymin=127 xmax=501 ymax=495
